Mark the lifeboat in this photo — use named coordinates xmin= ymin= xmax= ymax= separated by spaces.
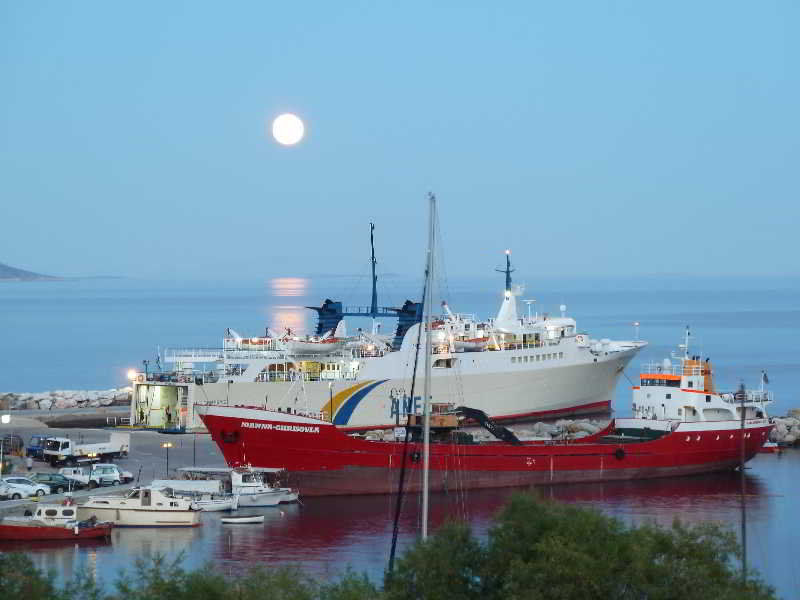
xmin=453 ymin=337 xmax=489 ymax=352
xmin=286 ymin=337 xmax=346 ymax=355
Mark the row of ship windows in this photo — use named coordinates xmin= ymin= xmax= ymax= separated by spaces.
xmin=511 ymin=352 xmax=564 ymax=364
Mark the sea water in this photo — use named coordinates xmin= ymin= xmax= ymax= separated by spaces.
xmin=1 ymin=276 xmax=798 ymax=596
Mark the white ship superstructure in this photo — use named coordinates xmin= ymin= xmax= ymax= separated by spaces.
xmin=130 ymin=245 xmax=645 ymax=432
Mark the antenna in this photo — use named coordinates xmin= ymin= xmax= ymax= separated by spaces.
xmin=524 ymin=299 xmax=536 ymax=321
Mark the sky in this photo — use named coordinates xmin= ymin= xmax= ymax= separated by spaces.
xmin=1 ymin=1 xmax=798 ymax=282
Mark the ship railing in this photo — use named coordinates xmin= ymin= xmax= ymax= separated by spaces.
xmin=640 ymin=363 xmax=704 ymax=377
xmin=105 ymin=416 xmax=131 ymax=427
xmin=254 ymin=371 xmax=358 ymax=383
xmin=720 ymin=390 xmax=773 ymax=404
xmin=164 ymin=348 xmax=225 ymax=362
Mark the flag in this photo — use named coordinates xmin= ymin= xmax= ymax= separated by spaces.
xmin=762 ymin=371 xmax=769 ymax=385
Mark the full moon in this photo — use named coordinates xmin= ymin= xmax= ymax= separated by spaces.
xmin=271 ymin=113 xmax=305 ymax=146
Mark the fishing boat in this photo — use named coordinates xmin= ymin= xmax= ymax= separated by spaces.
xmin=198 ymin=196 xmax=773 ymax=497
xmin=130 ymin=219 xmax=646 ymax=433
xmin=221 ymin=515 xmax=264 ymax=524
xmin=0 ymin=502 xmax=113 ymax=540
xmin=77 ymin=486 xmax=202 ymax=527
xmin=174 ymin=466 xmax=299 ymax=507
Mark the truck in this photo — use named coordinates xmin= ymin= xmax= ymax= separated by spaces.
xmin=43 ymin=432 xmax=130 ymax=467
xmin=59 ymin=464 xmax=135 ymax=488
xmin=26 ymin=434 xmax=50 ymax=459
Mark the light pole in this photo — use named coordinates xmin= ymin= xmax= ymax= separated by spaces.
xmin=161 ymin=441 xmax=173 ymax=476
xmin=1 ymin=414 xmax=9 ymax=475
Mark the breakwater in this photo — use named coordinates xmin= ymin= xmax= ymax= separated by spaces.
xmin=0 ymin=387 xmax=131 ymax=410
xmin=770 ymin=409 xmax=800 ymax=445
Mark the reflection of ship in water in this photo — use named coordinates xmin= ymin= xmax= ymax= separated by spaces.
xmin=131 ymin=223 xmax=645 ymax=432
xmin=209 ymin=471 xmax=768 ymax=576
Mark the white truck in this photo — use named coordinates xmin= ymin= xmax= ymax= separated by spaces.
xmin=43 ymin=432 xmax=130 ymax=467
xmin=59 ymin=464 xmax=135 ymax=488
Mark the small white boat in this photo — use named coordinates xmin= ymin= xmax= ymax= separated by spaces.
xmin=78 ymin=487 xmax=201 ymax=527
xmin=221 ymin=515 xmax=264 ymax=524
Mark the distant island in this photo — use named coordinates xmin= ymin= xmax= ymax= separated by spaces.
xmin=0 ymin=262 xmax=62 ymax=281
xmin=0 ymin=261 xmax=124 ymax=281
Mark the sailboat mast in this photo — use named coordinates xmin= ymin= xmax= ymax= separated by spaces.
xmin=422 ymin=192 xmax=436 ymax=540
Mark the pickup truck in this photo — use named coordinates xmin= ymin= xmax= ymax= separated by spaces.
xmin=59 ymin=464 xmax=134 ymax=489
xmin=43 ymin=432 xmax=130 ymax=467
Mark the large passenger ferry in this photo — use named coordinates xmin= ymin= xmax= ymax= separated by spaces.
xmin=129 ymin=230 xmax=645 ymax=432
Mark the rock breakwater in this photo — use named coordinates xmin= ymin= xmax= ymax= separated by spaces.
xmin=0 ymin=387 xmax=132 ymax=411
xmin=770 ymin=409 xmax=800 ymax=445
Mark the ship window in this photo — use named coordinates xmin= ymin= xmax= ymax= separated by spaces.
xmin=559 ymin=352 xmax=564 ymax=359
xmin=63 ymin=509 xmax=74 ymax=516
xmin=706 ymin=395 xmax=711 ymax=402
xmin=45 ymin=509 xmax=58 ymax=517
xmin=666 ymin=394 xmax=671 ymax=399
xmin=677 ymin=408 xmax=682 ymax=415
xmin=536 ymin=355 xmax=540 ymax=361
xmin=687 ymin=381 xmax=693 ymax=388
xmin=511 ymin=357 xmax=517 ymax=364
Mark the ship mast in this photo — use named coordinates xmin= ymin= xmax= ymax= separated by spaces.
xmin=370 ymin=222 xmax=379 ymax=334
xmin=422 ymin=192 xmax=436 ymax=540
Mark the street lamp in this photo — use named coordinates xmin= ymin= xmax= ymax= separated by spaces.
xmin=161 ymin=441 xmax=173 ymax=476
xmin=1 ymin=415 xmax=10 ymax=476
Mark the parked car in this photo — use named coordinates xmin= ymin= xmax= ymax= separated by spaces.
xmin=1 ymin=476 xmax=51 ymax=499
xmin=26 ymin=434 xmax=51 ymax=459
xmin=30 ymin=472 xmax=82 ymax=494
xmin=59 ymin=464 xmax=134 ymax=488
xmin=0 ymin=481 xmax=12 ymax=500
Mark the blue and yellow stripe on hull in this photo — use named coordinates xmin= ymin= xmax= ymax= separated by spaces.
xmin=322 ymin=379 xmax=389 ymax=425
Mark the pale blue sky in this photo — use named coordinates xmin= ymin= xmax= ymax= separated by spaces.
xmin=1 ymin=1 xmax=797 ymax=281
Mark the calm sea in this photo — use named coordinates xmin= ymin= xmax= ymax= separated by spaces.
xmin=1 ymin=277 xmax=799 ymax=596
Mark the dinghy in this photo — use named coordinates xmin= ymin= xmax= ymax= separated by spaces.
xmin=221 ymin=515 xmax=264 ymax=524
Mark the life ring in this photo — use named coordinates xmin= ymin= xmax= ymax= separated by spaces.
xmin=575 ymin=335 xmax=585 ymax=344
xmin=614 ymin=447 xmax=625 ymax=461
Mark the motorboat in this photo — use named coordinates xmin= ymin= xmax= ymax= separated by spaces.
xmin=77 ymin=486 xmax=202 ymax=527
xmin=175 ymin=467 xmax=300 ymax=507
xmin=0 ymin=502 xmax=113 ymax=540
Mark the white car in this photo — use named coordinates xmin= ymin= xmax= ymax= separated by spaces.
xmin=1 ymin=476 xmax=51 ymax=499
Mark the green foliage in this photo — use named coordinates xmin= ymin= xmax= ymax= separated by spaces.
xmin=0 ymin=493 xmax=777 ymax=600
xmin=0 ymin=552 xmax=60 ymax=600
xmin=384 ymin=521 xmax=484 ymax=600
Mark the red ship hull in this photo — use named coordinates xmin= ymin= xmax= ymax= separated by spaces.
xmin=0 ymin=522 xmax=113 ymax=541
xmin=199 ymin=406 xmax=772 ymax=497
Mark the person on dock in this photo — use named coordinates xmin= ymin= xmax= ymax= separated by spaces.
xmin=25 ymin=456 xmax=33 ymax=471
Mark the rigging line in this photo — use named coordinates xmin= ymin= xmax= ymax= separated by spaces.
xmin=622 ymin=370 xmax=636 ymax=387
xmin=388 ymin=269 xmax=428 ymax=574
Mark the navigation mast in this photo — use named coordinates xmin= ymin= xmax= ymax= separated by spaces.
xmin=370 ymin=222 xmax=378 ymax=334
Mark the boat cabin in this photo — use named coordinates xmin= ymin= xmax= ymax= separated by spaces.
xmin=632 ymin=356 xmax=771 ymax=422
